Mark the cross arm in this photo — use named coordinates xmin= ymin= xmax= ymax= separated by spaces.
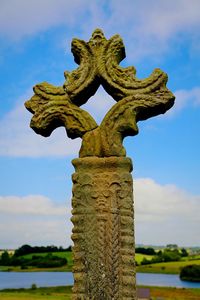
xmin=25 ymin=82 xmax=98 ymax=139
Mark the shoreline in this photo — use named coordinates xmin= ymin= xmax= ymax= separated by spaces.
xmin=0 ymin=285 xmax=200 ymax=300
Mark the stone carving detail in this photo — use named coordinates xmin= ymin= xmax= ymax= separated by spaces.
xmin=25 ymin=82 xmax=98 ymax=139
xmin=25 ymin=29 xmax=174 ymax=158
xmin=25 ymin=29 xmax=175 ymax=300
xmin=71 ymin=157 xmax=136 ymax=299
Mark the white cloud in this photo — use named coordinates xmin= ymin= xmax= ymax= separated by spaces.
xmin=0 ymin=195 xmax=66 ymax=216
xmin=168 ymin=87 xmax=200 ymax=115
xmin=106 ymin=0 xmax=200 ymax=57
xmin=0 ymin=178 xmax=199 ymax=248
xmin=0 ymin=0 xmax=91 ymax=40
xmin=1 ymin=0 xmax=200 ymax=60
xmin=134 ymin=178 xmax=200 ymax=246
xmin=0 ymin=90 xmax=81 ymax=157
xmin=122 ymin=0 xmax=200 ymax=39
xmin=0 ymin=194 xmax=72 ymax=248
xmin=69 ymin=0 xmax=200 ymax=60
xmin=0 ymin=87 xmax=114 ymax=157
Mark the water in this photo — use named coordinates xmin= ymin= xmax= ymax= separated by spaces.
xmin=137 ymin=272 xmax=200 ymax=288
xmin=0 ymin=272 xmax=73 ymax=289
xmin=0 ymin=272 xmax=200 ymax=290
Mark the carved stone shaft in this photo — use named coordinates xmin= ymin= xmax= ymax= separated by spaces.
xmin=71 ymin=157 xmax=136 ymax=300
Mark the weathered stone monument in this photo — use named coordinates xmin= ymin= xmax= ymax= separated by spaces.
xmin=25 ymin=29 xmax=175 ymax=299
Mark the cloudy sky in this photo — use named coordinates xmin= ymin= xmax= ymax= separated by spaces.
xmin=0 ymin=0 xmax=200 ymax=249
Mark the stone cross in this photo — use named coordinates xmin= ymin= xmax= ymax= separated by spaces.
xmin=25 ymin=29 xmax=175 ymax=300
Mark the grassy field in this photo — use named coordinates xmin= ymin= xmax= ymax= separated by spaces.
xmin=135 ymin=253 xmax=153 ymax=264
xmin=149 ymin=287 xmax=200 ymax=300
xmin=1 ymin=251 xmax=200 ymax=274
xmin=23 ymin=252 xmax=153 ymax=266
xmin=182 ymin=254 xmax=200 ymax=261
xmin=149 ymin=286 xmax=200 ymax=300
xmin=0 ymin=286 xmax=199 ymax=300
xmin=25 ymin=252 xmax=73 ymax=270
xmin=0 ymin=252 xmax=73 ymax=272
xmin=22 ymin=251 xmax=152 ymax=265
xmin=137 ymin=259 xmax=200 ymax=274
xmin=0 ymin=252 xmax=152 ymax=272
xmin=0 ymin=286 xmax=72 ymax=300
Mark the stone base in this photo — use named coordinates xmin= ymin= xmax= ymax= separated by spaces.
xmin=71 ymin=157 xmax=136 ymax=299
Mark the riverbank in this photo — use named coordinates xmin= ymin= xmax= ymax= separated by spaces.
xmin=137 ymin=259 xmax=200 ymax=274
xmin=0 ymin=285 xmax=200 ymax=300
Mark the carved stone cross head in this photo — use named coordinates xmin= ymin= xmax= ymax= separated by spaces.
xmin=25 ymin=29 xmax=175 ymax=157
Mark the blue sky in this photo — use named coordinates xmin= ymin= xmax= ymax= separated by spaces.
xmin=0 ymin=0 xmax=200 ymax=248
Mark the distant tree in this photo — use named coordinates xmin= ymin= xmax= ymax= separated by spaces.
xmin=161 ymin=249 xmax=181 ymax=262
xmin=181 ymin=248 xmax=188 ymax=257
xmin=14 ymin=244 xmax=71 ymax=256
xmin=10 ymin=256 xmax=29 ymax=266
xmin=8 ymin=253 xmax=67 ymax=268
xmin=166 ymin=244 xmax=178 ymax=249
xmin=0 ymin=251 xmax=10 ymax=265
xmin=66 ymin=245 xmax=72 ymax=252
xmin=32 ymin=254 xmax=67 ymax=268
xmin=150 ymin=248 xmax=181 ymax=263
xmin=135 ymin=247 xmax=155 ymax=255
xmin=46 ymin=245 xmax=58 ymax=252
xmin=31 ymin=283 xmax=37 ymax=290
xmin=14 ymin=244 xmax=32 ymax=256
xmin=180 ymin=265 xmax=200 ymax=282
xmin=141 ymin=258 xmax=151 ymax=265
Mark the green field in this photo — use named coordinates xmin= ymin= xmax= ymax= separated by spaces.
xmin=1 ymin=251 xmax=200 ymax=275
xmin=0 ymin=252 xmax=73 ymax=272
xmin=23 ymin=252 xmax=73 ymax=269
xmin=21 ymin=252 xmax=151 ymax=264
xmin=0 ymin=286 xmax=72 ymax=300
xmin=0 ymin=286 xmax=199 ymax=300
xmin=22 ymin=252 xmax=152 ymax=266
xmin=0 ymin=252 xmax=152 ymax=272
xmin=135 ymin=253 xmax=153 ymax=264
xmin=137 ymin=259 xmax=200 ymax=274
xmin=149 ymin=286 xmax=200 ymax=300
xmin=181 ymin=254 xmax=200 ymax=261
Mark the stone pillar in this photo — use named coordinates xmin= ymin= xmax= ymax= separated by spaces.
xmin=71 ymin=157 xmax=136 ymax=300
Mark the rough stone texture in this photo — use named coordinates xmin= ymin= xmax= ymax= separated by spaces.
xmin=71 ymin=157 xmax=136 ymax=299
xmin=25 ymin=29 xmax=175 ymax=158
xmin=25 ymin=29 xmax=175 ymax=300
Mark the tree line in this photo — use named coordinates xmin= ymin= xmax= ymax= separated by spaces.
xmin=0 ymin=244 xmax=71 ymax=269
xmin=180 ymin=264 xmax=200 ymax=282
xmin=136 ymin=247 xmax=188 ymax=265
xmin=0 ymin=251 xmax=67 ymax=268
xmin=14 ymin=244 xmax=72 ymax=256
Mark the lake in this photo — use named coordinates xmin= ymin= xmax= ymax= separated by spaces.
xmin=0 ymin=272 xmax=200 ymax=290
